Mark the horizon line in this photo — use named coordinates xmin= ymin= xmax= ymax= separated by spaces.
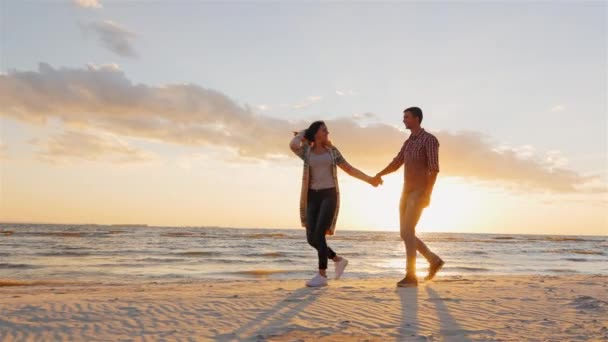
xmin=0 ymin=221 xmax=606 ymax=237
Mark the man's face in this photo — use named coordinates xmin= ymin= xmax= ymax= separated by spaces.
xmin=403 ymin=111 xmax=419 ymax=129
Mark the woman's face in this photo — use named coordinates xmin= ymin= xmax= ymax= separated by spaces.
xmin=315 ymin=124 xmax=329 ymax=144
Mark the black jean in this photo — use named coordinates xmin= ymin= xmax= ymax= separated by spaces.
xmin=306 ymin=187 xmax=338 ymax=270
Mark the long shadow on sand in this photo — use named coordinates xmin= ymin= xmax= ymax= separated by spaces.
xmin=215 ymin=286 xmax=323 ymax=341
xmin=425 ymin=286 xmax=472 ymax=342
xmin=396 ymin=286 xmax=420 ymax=341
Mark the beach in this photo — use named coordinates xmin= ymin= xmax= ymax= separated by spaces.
xmin=1 ymin=274 xmax=607 ymax=341
xmin=1 ymin=225 xmax=607 ymax=340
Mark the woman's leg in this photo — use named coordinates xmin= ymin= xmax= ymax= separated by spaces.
xmin=328 ymin=247 xmax=338 ymax=260
xmin=311 ymin=191 xmax=337 ymax=275
xmin=323 ymin=192 xmax=339 ymax=262
xmin=306 ymin=192 xmax=322 ymax=249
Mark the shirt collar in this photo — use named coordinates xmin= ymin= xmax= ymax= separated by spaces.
xmin=410 ymin=128 xmax=425 ymax=139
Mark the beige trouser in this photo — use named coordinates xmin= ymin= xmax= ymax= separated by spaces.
xmin=399 ymin=188 xmax=439 ymax=276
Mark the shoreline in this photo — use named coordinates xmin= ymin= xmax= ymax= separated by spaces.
xmin=1 ymin=274 xmax=607 ymax=341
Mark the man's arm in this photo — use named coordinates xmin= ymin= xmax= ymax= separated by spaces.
xmin=425 ymin=171 xmax=438 ymax=194
xmin=375 ymin=142 xmax=406 ymax=178
xmin=421 ymin=136 xmax=440 ymax=207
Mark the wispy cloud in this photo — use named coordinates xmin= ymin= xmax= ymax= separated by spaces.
xmin=335 ymin=89 xmax=356 ymax=96
xmin=80 ymin=20 xmax=137 ymax=58
xmin=0 ymin=63 xmax=602 ymax=193
xmin=255 ymin=95 xmax=325 ymax=113
xmin=352 ymin=112 xmax=377 ymax=120
xmin=73 ymin=0 xmax=102 ymax=9
xmin=29 ymin=130 xmax=154 ymax=164
xmin=291 ymin=96 xmax=323 ymax=110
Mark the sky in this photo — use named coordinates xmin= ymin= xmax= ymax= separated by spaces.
xmin=0 ymin=0 xmax=606 ymax=236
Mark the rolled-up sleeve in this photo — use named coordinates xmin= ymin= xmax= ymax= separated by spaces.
xmin=426 ymin=136 xmax=440 ymax=173
xmin=332 ymin=147 xmax=352 ymax=172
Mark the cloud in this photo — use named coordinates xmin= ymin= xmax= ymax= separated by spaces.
xmin=291 ymin=96 xmax=322 ymax=109
xmin=336 ymin=89 xmax=356 ymax=96
xmin=0 ymin=62 xmax=602 ymax=193
xmin=550 ymin=104 xmax=566 ymax=112
xmin=29 ymin=130 xmax=154 ymax=164
xmin=254 ymin=95 xmax=322 ymax=112
xmin=80 ymin=20 xmax=137 ymax=57
xmin=352 ymin=112 xmax=377 ymax=120
xmin=73 ymin=0 xmax=102 ymax=8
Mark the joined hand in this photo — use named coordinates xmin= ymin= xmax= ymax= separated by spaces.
xmin=369 ymin=175 xmax=383 ymax=187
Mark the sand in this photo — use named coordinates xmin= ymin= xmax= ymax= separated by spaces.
xmin=1 ymin=275 xmax=607 ymax=341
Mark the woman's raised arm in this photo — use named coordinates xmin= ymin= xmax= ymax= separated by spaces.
xmin=289 ymin=130 xmax=307 ymax=160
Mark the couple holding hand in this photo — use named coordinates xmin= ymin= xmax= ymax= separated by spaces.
xmin=289 ymin=106 xmax=444 ymax=288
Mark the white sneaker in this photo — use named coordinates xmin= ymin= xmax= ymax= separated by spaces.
xmin=334 ymin=258 xmax=348 ymax=280
xmin=305 ymin=273 xmax=328 ymax=287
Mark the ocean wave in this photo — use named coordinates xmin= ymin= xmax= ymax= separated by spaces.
xmin=425 ymin=238 xmax=520 ymax=244
xmin=544 ymin=249 xmax=604 ymax=256
xmin=231 ymin=269 xmax=292 ymax=277
xmin=564 ymin=258 xmax=588 ymax=262
xmin=243 ymin=233 xmax=291 ymax=239
xmin=331 ymin=235 xmax=401 ymax=242
xmin=212 ymin=259 xmax=261 ymax=264
xmin=37 ymin=251 xmax=93 ymax=256
xmin=0 ymin=263 xmax=41 ymax=269
xmin=95 ymin=263 xmax=145 ymax=268
xmin=139 ymin=257 xmax=185 ymax=263
xmin=546 ymin=268 xmax=579 ymax=273
xmin=445 ymin=266 xmax=489 ymax=272
xmin=174 ymin=251 xmax=215 ymax=257
xmin=23 ymin=231 xmax=84 ymax=237
xmin=161 ymin=232 xmax=207 ymax=237
xmin=243 ymin=251 xmax=289 ymax=258
xmin=54 ymin=245 xmax=91 ymax=250
xmin=540 ymin=236 xmax=598 ymax=242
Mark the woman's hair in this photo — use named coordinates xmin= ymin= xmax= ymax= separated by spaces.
xmin=304 ymin=121 xmax=326 ymax=143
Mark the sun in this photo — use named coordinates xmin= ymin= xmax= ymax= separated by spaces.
xmin=338 ymin=175 xmax=492 ymax=233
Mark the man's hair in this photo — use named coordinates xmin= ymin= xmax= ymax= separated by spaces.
xmin=404 ymin=107 xmax=423 ymax=123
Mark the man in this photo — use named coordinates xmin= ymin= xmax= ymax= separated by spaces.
xmin=374 ymin=107 xmax=445 ymax=287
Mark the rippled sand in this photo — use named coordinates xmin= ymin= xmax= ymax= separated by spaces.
xmin=1 ymin=275 xmax=607 ymax=341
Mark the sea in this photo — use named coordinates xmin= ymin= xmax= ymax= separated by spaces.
xmin=1 ymin=223 xmax=606 ymax=284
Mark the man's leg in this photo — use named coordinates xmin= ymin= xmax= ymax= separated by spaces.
xmin=400 ymin=190 xmax=425 ymax=276
xmin=416 ymin=236 xmax=440 ymax=264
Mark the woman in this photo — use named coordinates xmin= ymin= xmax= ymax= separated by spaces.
xmin=289 ymin=121 xmax=381 ymax=287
